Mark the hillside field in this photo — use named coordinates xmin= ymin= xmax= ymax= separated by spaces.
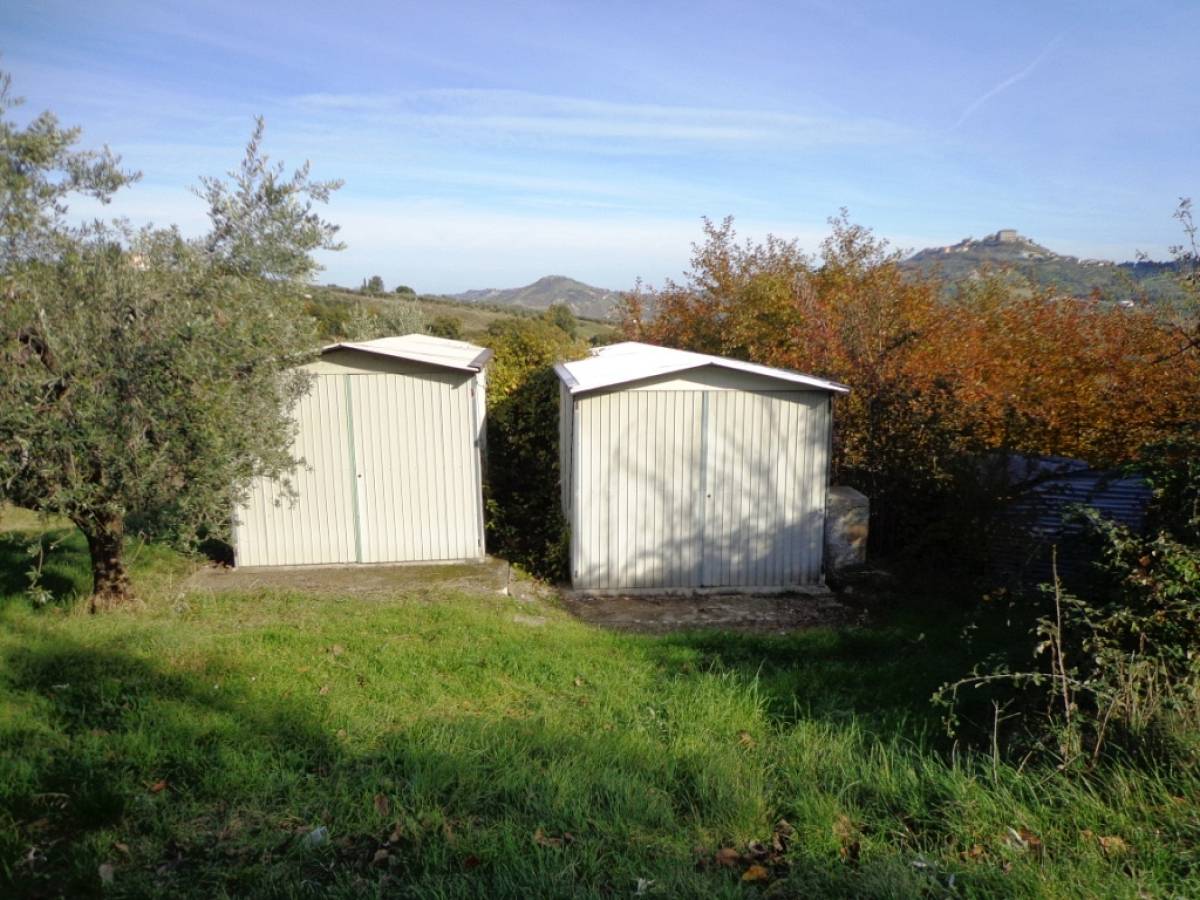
xmin=1 ymin=513 xmax=1197 ymax=898
xmin=312 ymin=287 xmax=619 ymax=344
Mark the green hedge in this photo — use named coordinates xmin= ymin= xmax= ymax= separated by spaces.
xmin=483 ymin=318 xmax=586 ymax=581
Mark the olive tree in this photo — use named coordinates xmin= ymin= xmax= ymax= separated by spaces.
xmin=341 ymin=297 xmax=426 ymax=340
xmin=0 ymin=71 xmax=139 ymax=263
xmin=0 ymin=78 xmax=342 ymax=610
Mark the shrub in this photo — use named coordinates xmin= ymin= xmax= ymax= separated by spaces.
xmin=483 ymin=318 xmax=586 ymax=580
xmin=427 ymin=314 xmax=464 ymax=340
xmin=341 ymin=298 xmax=426 ymax=340
xmin=936 ymin=441 xmax=1200 ymax=766
xmin=543 ymin=302 xmax=578 ymax=338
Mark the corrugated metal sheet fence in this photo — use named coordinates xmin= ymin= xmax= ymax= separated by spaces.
xmin=988 ymin=455 xmax=1151 ymax=591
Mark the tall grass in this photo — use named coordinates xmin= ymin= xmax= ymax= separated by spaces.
xmin=0 ymin=526 xmax=1196 ymax=897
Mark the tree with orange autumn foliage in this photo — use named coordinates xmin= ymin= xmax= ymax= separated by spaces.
xmin=621 ymin=214 xmax=1200 ymax=551
xmin=934 ymin=278 xmax=1199 ymax=465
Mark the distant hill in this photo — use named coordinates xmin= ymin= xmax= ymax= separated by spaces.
xmin=902 ymin=229 xmax=1184 ymax=303
xmin=307 ymin=284 xmax=617 ymax=344
xmin=449 ymin=275 xmax=621 ymax=319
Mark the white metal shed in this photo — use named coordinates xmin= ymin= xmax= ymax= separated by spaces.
xmin=233 ymin=334 xmax=492 ymax=567
xmin=555 ymin=342 xmax=848 ymax=592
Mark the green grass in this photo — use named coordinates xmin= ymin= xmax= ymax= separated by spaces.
xmin=1 ymin=527 xmax=1197 ymax=897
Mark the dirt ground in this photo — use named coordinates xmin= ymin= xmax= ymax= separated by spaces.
xmin=187 ymin=560 xmax=853 ymax=633
xmin=561 ymin=590 xmax=854 ymax=634
xmin=186 ymin=558 xmax=510 ymax=598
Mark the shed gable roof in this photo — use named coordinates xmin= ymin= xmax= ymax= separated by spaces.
xmin=554 ymin=341 xmax=848 ymax=396
xmin=322 ymin=334 xmax=493 ymax=372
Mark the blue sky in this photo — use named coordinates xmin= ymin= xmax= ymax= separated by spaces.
xmin=3 ymin=0 xmax=1197 ymax=292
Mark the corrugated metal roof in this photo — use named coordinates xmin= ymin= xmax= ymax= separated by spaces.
xmin=554 ymin=341 xmax=849 ymax=395
xmin=322 ymin=334 xmax=493 ymax=372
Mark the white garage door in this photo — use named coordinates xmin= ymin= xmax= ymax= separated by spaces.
xmin=570 ymin=390 xmax=829 ymax=590
xmin=235 ymin=372 xmax=484 ymax=566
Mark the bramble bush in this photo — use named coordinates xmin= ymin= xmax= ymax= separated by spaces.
xmin=936 ymin=434 xmax=1200 ymax=766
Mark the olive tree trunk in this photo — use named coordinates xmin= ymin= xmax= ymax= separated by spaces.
xmin=80 ymin=516 xmax=133 ymax=612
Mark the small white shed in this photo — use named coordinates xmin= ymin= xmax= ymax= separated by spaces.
xmin=555 ymin=342 xmax=848 ymax=592
xmin=233 ymin=334 xmax=491 ymax=567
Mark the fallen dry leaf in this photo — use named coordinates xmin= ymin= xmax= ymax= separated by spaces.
xmin=573 ymin=676 xmax=585 ymax=687
xmin=1019 ymin=828 xmax=1043 ymax=854
xmin=742 ymin=864 xmax=770 ymax=882
xmin=772 ymin=818 xmax=794 ymax=853
xmin=833 ymin=814 xmax=858 ymax=841
xmin=149 ymin=780 xmax=168 ymax=794
xmin=839 ymin=840 xmax=861 ymax=863
xmin=112 ymin=842 xmax=130 ymax=857
xmin=98 ymin=862 xmax=115 ymax=884
xmin=533 ymin=828 xmax=563 ymax=848
xmin=1098 ymin=835 xmax=1131 ymax=856
xmin=318 ymin=684 xmax=330 ymax=696
xmin=388 ymin=823 xmax=405 ymax=844
xmin=714 ymin=847 xmax=741 ymax=868
xmin=371 ymin=848 xmax=389 ymax=866
xmin=373 ymin=794 xmax=390 ymax=817
xmin=331 ymin=644 xmax=345 ymax=656
xmin=962 ymin=844 xmax=986 ymax=861
xmin=737 ymin=731 xmax=755 ymax=748
xmin=1007 ymin=826 xmax=1042 ymax=855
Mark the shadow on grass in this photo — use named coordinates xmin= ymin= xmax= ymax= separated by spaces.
xmin=1 ymin=627 xmax=345 ymax=897
xmin=0 ymin=527 xmax=89 ymax=607
xmin=0 ymin=620 xmax=988 ymax=900
xmin=0 ymin=629 xmax=754 ymax=898
xmin=639 ymin=606 xmax=983 ymax=739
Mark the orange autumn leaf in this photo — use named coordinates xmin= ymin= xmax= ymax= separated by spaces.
xmin=742 ymin=864 xmax=770 ymax=882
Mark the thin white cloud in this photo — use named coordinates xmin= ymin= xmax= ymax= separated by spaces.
xmin=291 ymin=89 xmax=910 ymax=148
xmin=317 ymin=201 xmax=834 ymax=293
xmin=951 ymin=37 xmax=1062 ymax=131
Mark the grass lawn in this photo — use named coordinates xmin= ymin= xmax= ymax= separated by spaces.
xmin=1 ymin=519 xmax=1197 ymax=898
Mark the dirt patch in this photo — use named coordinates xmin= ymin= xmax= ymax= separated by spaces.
xmin=562 ymin=591 xmax=854 ymax=634
xmin=186 ymin=561 xmax=853 ymax=634
xmin=186 ymin=559 xmax=509 ymax=598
